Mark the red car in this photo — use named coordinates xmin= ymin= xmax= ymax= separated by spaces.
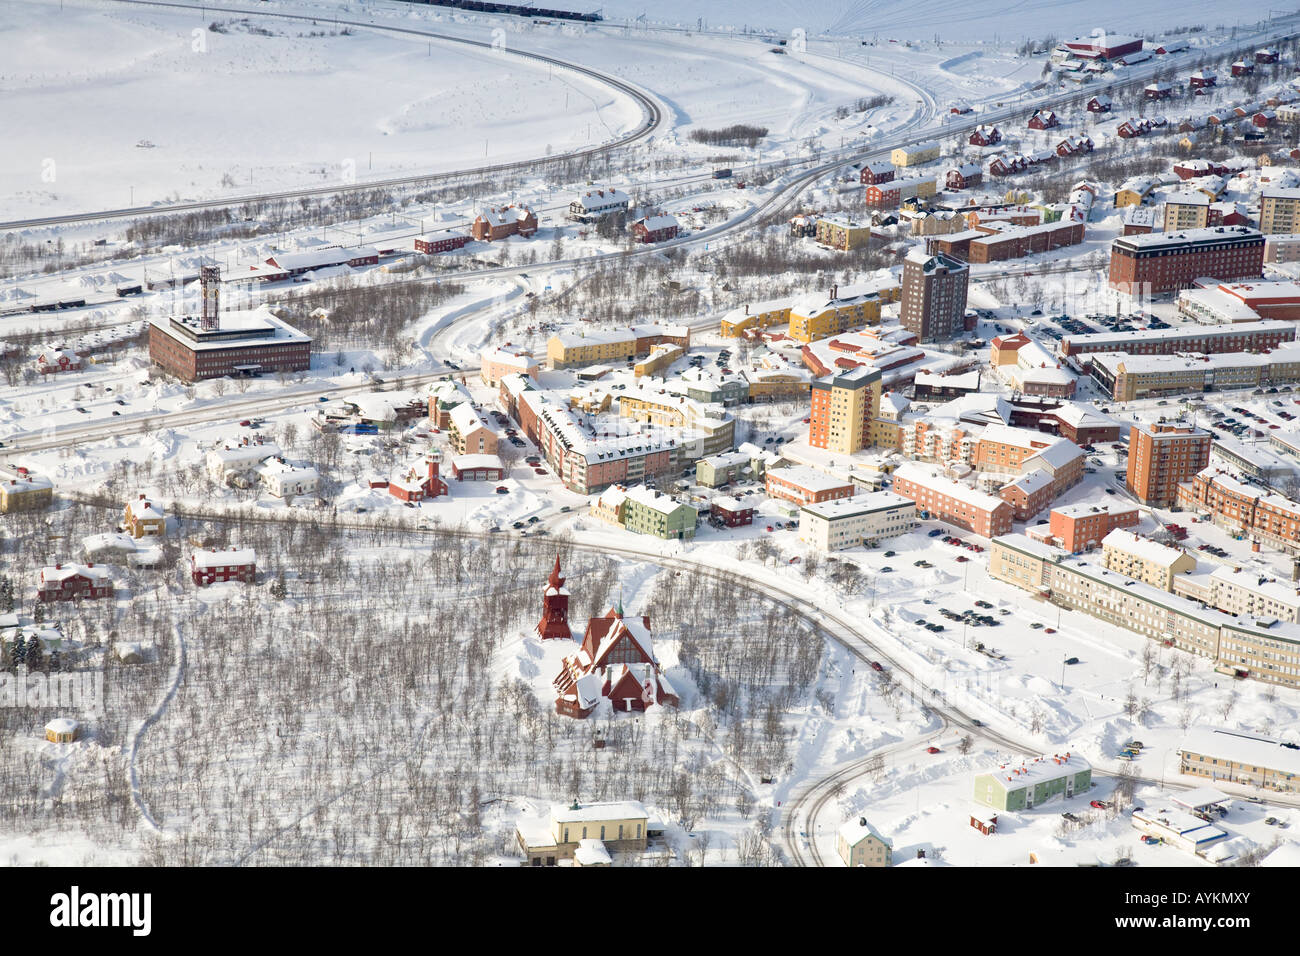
xmin=1044 ymin=628 xmax=1056 ymax=634
xmin=766 ymin=525 xmax=774 ymax=532
xmin=870 ymin=661 xmax=883 ymax=672
xmin=925 ymin=746 xmax=941 ymax=754
xmin=802 ymin=417 xmax=811 ymax=424
xmin=1091 ymin=800 xmax=1108 ymax=809
xmin=956 ymin=555 xmax=969 ymax=563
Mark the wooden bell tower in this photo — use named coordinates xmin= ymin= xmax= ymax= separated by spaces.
xmin=537 ymin=554 xmax=571 ymax=640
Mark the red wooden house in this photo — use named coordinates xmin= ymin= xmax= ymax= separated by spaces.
xmin=553 ymin=606 xmax=679 ymax=719
xmin=1189 ymin=69 xmax=1217 ymax=92
xmin=631 ymin=214 xmax=679 ymax=244
xmin=1144 ymin=81 xmax=1173 ymax=100
xmin=859 ymin=160 xmax=895 ymax=185
xmin=190 ymin=548 xmax=255 ymax=586
xmin=1086 ymin=94 xmax=1112 ymax=113
xmin=536 ymin=555 xmax=572 ymax=640
xmin=970 ymin=811 xmax=998 ymax=836
xmin=414 ymin=233 xmax=470 ymax=255
xmin=710 ymin=496 xmax=755 ymax=527
xmin=988 ymin=155 xmax=1021 ymax=177
xmin=1055 ymin=135 xmax=1094 ymax=157
xmin=969 ymin=125 xmax=1002 ymax=147
xmin=1231 ymin=60 xmax=1255 ymax=77
xmin=1254 ymin=110 xmax=1277 ymax=128
xmin=1027 ymin=109 xmax=1059 ymax=130
xmin=1256 ymin=48 xmax=1280 ymax=64
xmin=36 ymin=348 xmax=82 ymax=374
xmin=37 ymin=563 xmax=113 ymax=602
xmin=1117 ymin=118 xmax=1142 ymax=138
xmin=946 ymin=163 xmax=983 ymax=190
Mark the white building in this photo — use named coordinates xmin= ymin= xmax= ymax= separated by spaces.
xmin=799 ymin=492 xmax=917 ymax=551
xmin=206 ymin=441 xmax=282 ymax=482
xmin=568 ymin=186 xmax=631 ymax=222
xmin=256 ymin=458 xmax=320 ymax=498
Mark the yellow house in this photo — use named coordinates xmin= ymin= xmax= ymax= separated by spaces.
xmin=546 ymin=329 xmax=636 ymax=369
xmin=1113 ymin=178 xmax=1155 ymax=208
xmin=634 ymin=344 xmax=685 ymax=378
xmin=747 ymin=370 xmax=810 ymax=402
xmin=788 ymin=289 xmax=881 ymax=343
xmin=0 ymin=472 xmax=53 ymax=513
xmin=720 ymin=296 xmax=795 ymax=337
xmin=890 ymin=140 xmax=941 ymax=167
xmin=816 ymin=216 xmax=873 ymax=251
xmin=124 ymin=495 xmax=166 ymax=538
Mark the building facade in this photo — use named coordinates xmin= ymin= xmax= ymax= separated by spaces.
xmin=1127 ymin=422 xmax=1211 ymax=506
xmin=799 ymin=492 xmax=917 ymax=551
xmin=900 ymin=249 xmax=969 ymax=343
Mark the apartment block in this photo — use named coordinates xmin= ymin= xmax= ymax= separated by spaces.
xmin=1126 ymin=422 xmax=1212 ymax=506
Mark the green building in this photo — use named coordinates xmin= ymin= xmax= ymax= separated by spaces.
xmin=622 ymin=486 xmax=697 ymax=540
xmin=973 ymin=753 xmax=1091 ymax=811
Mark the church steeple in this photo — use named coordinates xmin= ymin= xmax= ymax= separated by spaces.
xmin=536 ymin=553 xmax=572 ymax=641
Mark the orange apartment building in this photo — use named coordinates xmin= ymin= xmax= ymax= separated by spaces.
xmin=765 ymin=466 xmax=856 ymax=506
xmin=1127 ymin=421 xmax=1212 ymax=506
xmin=1177 ymin=468 xmax=1300 ymax=550
xmin=808 ymin=365 xmax=883 ymax=454
xmin=1048 ymin=501 xmax=1141 ymax=553
xmin=891 ymin=463 xmax=1014 ymax=537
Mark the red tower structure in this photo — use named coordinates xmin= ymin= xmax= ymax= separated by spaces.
xmin=536 ymin=555 xmax=571 ymax=640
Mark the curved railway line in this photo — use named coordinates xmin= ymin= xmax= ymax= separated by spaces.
xmin=0 ymin=0 xmax=666 ymax=231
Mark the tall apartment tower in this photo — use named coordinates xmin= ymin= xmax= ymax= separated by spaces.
xmin=900 ymin=248 xmax=969 ymax=343
xmin=1126 ymin=421 xmax=1211 ymax=506
xmin=808 ymin=365 xmax=882 ymax=454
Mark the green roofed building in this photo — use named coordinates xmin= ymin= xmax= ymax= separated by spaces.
xmin=973 ymin=752 xmax=1092 ymax=811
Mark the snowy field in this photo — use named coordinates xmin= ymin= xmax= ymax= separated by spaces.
xmin=0 ymin=0 xmax=643 ymax=218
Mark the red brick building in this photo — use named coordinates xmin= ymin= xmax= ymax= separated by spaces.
xmin=1127 ymin=422 xmax=1211 ymax=506
xmin=472 ymin=206 xmax=538 ymax=241
xmin=766 ymin=466 xmax=855 ymax=506
xmin=967 ymin=220 xmax=1084 ymax=264
xmin=946 ymin=164 xmax=983 ymax=190
xmin=998 ymin=468 xmax=1054 ymax=521
xmin=1108 ymin=227 xmax=1265 ymax=296
xmin=891 ymin=464 xmax=1014 ymax=537
xmin=148 ymin=274 xmax=312 ymax=386
xmin=1049 ymin=502 xmax=1140 ymax=553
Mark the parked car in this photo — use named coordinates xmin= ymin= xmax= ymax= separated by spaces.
xmin=870 ymin=661 xmax=883 ymax=672
xmin=1091 ymin=800 xmax=1108 ymax=810
xmin=495 ymin=486 xmax=509 ymax=494
xmin=925 ymin=746 xmax=941 ymax=754
xmin=1064 ymin=657 xmax=1079 ymax=665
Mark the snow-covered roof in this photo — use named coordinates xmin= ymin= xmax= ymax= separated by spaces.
xmin=82 ymin=532 xmax=139 ymax=555
xmin=267 ymin=245 xmax=378 ymax=271
xmin=1262 ymin=842 xmax=1300 ymax=867
xmin=40 ymin=563 xmax=110 ymax=584
xmin=449 ymin=401 xmax=493 ymax=435
xmin=45 ymin=718 xmax=79 ymax=735
xmin=1052 ymin=500 xmax=1135 ymax=520
xmin=1102 ymin=528 xmax=1188 ymax=568
xmin=552 ymin=800 xmax=649 ymax=824
xmin=636 ymin=214 xmax=678 ymax=232
xmin=801 ymin=490 xmax=912 ymax=521
xmin=984 ymin=752 xmax=1091 ymax=790
xmin=1003 ymin=467 xmax=1054 ymax=496
xmin=571 ymin=187 xmax=630 ymax=211
xmin=623 ymin=485 xmax=692 ymax=517
xmin=574 ymin=838 xmax=613 ymax=865
xmin=768 ymin=465 xmax=853 ymax=494
xmin=191 ymin=548 xmax=255 ymax=570
xmin=1171 ymin=787 xmax=1231 ymax=811
xmin=1024 ymin=437 xmax=1084 ymax=472
xmin=452 ymin=453 xmax=503 ymax=471
xmin=893 ymin=463 xmax=1009 ymax=513
xmin=838 ymin=816 xmax=891 ymax=849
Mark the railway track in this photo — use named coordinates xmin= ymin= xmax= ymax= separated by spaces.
xmin=0 ymin=0 xmax=665 ymax=231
